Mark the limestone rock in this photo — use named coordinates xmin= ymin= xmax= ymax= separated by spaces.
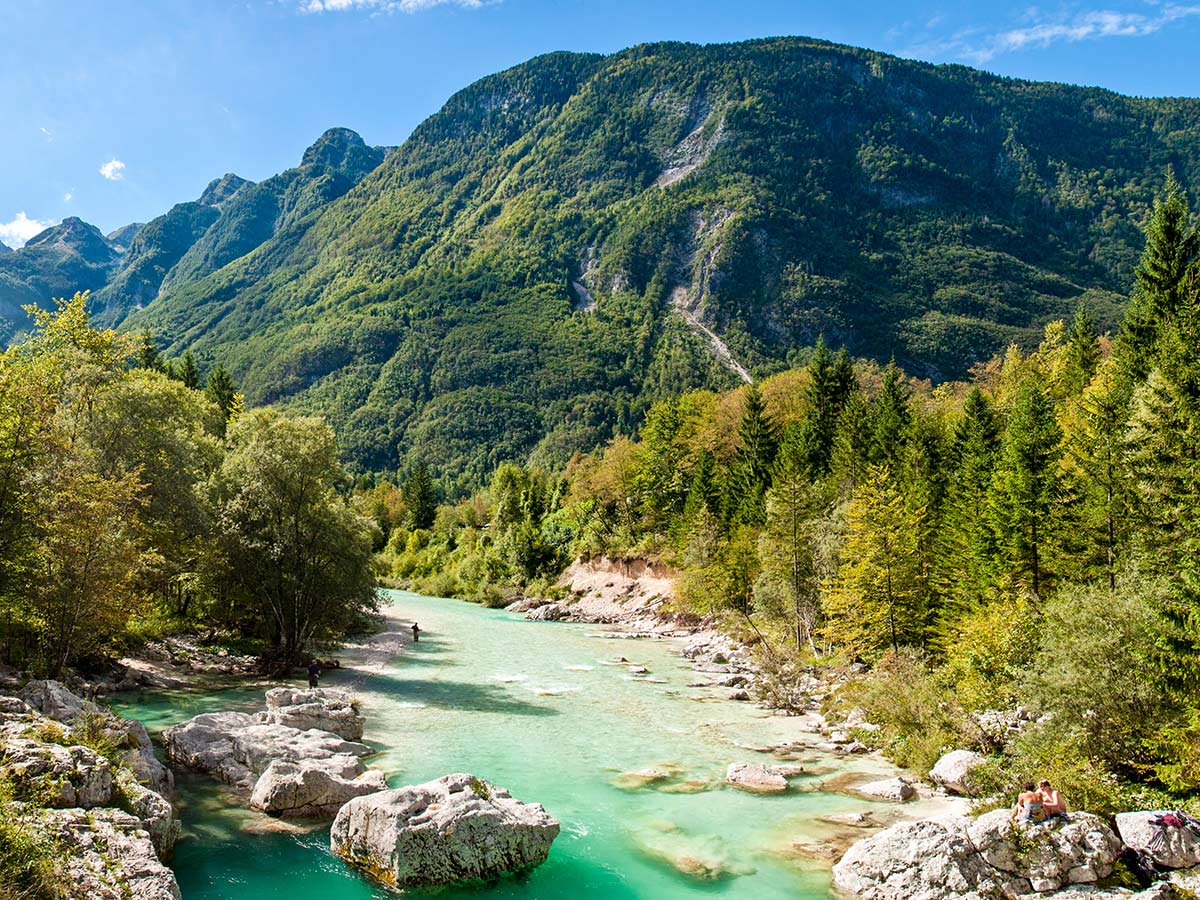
xmin=526 ymin=603 xmax=566 ymax=622
xmin=331 ymin=773 xmax=559 ymax=889
xmin=855 ymin=777 xmax=916 ymax=802
xmin=833 ymin=811 xmax=1122 ymax=900
xmin=1116 ymin=811 xmax=1200 ymax=871
xmin=726 ymin=762 xmax=788 ymax=793
xmin=164 ymin=711 xmax=372 ymax=791
xmin=929 ymin=750 xmax=987 ymax=796
xmin=22 ymin=807 xmax=180 ymax=900
xmin=115 ymin=768 xmax=180 ymax=859
xmin=968 ymin=809 xmax=1120 ymax=892
xmin=2 ymin=738 xmax=113 ymax=808
xmin=17 ymin=680 xmax=172 ymax=795
xmin=833 ymin=816 xmax=1002 ymax=900
xmin=250 ymin=754 xmax=388 ymax=818
xmin=257 ymin=687 xmax=366 ymax=741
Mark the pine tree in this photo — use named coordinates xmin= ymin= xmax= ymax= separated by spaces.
xmin=402 ymin=460 xmax=438 ymax=530
xmin=934 ymin=388 xmax=1002 ymax=625
xmin=990 ymin=374 xmax=1064 ymax=597
xmin=1060 ymin=359 xmax=1135 ymax=589
xmin=178 ymin=350 xmax=201 ymax=390
xmin=1062 ymin=302 xmax=1101 ymax=396
xmin=830 ymin=390 xmax=872 ymax=493
xmin=822 ymin=466 xmax=926 ymax=658
xmin=205 ymin=362 xmax=238 ymax=435
xmin=869 ymin=363 xmax=912 ymax=471
xmin=134 ymin=328 xmax=162 ymax=372
xmin=1117 ymin=173 xmax=1198 ymax=380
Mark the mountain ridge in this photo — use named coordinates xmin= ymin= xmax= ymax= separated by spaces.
xmin=5 ymin=35 xmax=1200 ymax=486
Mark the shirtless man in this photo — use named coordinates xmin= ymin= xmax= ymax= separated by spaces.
xmin=1039 ymin=780 xmax=1067 ymax=817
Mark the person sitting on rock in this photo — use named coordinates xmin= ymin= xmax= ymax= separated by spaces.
xmin=1038 ymin=780 xmax=1067 ymax=818
xmin=1010 ymin=781 xmax=1048 ymax=824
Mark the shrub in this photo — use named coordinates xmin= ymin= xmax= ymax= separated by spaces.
xmin=830 ymin=648 xmax=965 ymax=773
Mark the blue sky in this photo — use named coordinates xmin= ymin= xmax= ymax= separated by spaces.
xmin=4 ymin=0 xmax=1200 ymax=246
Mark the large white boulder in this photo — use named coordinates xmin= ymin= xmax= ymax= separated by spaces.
xmin=929 ymin=750 xmax=986 ymax=796
xmin=250 ymin=754 xmax=388 ymax=818
xmin=258 ymin=688 xmax=365 ymax=741
xmin=725 ymin=763 xmax=788 ymax=794
xmin=968 ymin=809 xmax=1120 ymax=892
xmin=330 ymin=774 xmax=560 ymax=889
xmin=833 ymin=816 xmax=1005 ymax=900
xmin=1116 ymin=811 xmax=1200 ymax=871
xmin=20 ymin=807 xmax=180 ymax=900
xmin=164 ymin=711 xmax=373 ymax=791
xmin=833 ymin=811 xmax=1121 ymax=899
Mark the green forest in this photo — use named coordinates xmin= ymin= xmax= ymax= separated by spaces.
xmin=120 ymin=38 xmax=1200 ymax=485
xmin=373 ymin=177 xmax=1200 ymax=815
xmin=0 ymin=293 xmax=378 ymax=677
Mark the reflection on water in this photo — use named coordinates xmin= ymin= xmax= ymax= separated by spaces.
xmin=113 ymin=590 xmax=908 ymax=900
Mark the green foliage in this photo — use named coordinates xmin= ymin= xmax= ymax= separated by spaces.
xmin=115 ymin=38 xmax=1199 ymax=486
xmin=0 ymin=793 xmax=66 ymax=900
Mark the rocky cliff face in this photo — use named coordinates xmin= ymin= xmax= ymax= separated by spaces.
xmin=0 ymin=681 xmax=181 ymax=900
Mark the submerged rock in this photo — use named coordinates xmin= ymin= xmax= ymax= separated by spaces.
xmin=257 ymin=688 xmax=365 ymax=741
xmin=250 ymin=755 xmax=388 ymax=818
xmin=330 ymin=773 xmax=559 ymax=889
xmin=630 ymin=821 xmax=754 ymax=880
xmin=929 ymin=749 xmax=986 ymax=796
xmin=726 ymin=762 xmax=788 ymax=793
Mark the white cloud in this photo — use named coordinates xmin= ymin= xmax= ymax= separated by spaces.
xmin=40 ymin=127 xmax=54 ymax=142
xmin=63 ymin=192 xmax=73 ymax=203
xmin=99 ymin=158 xmax=126 ymax=181
xmin=905 ymin=5 xmax=1200 ymax=64
xmin=0 ymin=212 xmax=56 ymax=250
xmin=300 ymin=0 xmax=486 ymax=13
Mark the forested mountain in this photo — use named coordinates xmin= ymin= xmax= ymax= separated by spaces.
xmin=0 ymin=129 xmax=388 ymax=337
xmin=122 ymin=37 xmax=1200 ymax=487
xmin=0 ymin=217 xmax=123 ymax=335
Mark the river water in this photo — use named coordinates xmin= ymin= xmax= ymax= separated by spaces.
xmin=112 ymin=590 xmax=913 ymax=900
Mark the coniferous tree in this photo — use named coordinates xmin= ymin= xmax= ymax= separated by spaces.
xmin=869 ymin=363 xmax=912 ymax=471
xmin=728 ymin=384 xmax=779 ymax=525
xmin=990 ymin=374 xmax=1064 ymax=596
xmin=796 ymin=340 xmax=857 ymax=475
xmin=134 ymin=328 xmax=163 ymax=372
xmin=830 ymin=390 xmax=872 ymax=493
xmin=934 ymin=388 xmax=1002 ymax=625
xmin=1060 ymin=359 xmax=1135 ymax=589
xmin=1117 ymin=173 xmax=1198 ymax=380
xmin=205 ymin=362 xmax=239 ymax=434
xmin=1062 ymin=302 xmax=1101 ymax=396
xmin=823 ymin=466 xmax=926 ymax=658
xmin=402 ymin=460 xmax=439 ymax=530
xmin=178 ymin=350 xmax=201 ymax=390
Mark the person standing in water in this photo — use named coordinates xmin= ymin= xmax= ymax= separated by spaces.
xmin=411 ymin=622 xmax=421 ymax=643
xmin=307 ymin=659 xmax=321 ymax=689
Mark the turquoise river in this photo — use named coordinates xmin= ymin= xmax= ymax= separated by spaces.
xmin=111 ymin=590 xmax=921 ymax=900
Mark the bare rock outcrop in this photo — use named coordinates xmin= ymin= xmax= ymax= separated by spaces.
xmin=331 ymin=773 xmax=559 ymax=889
